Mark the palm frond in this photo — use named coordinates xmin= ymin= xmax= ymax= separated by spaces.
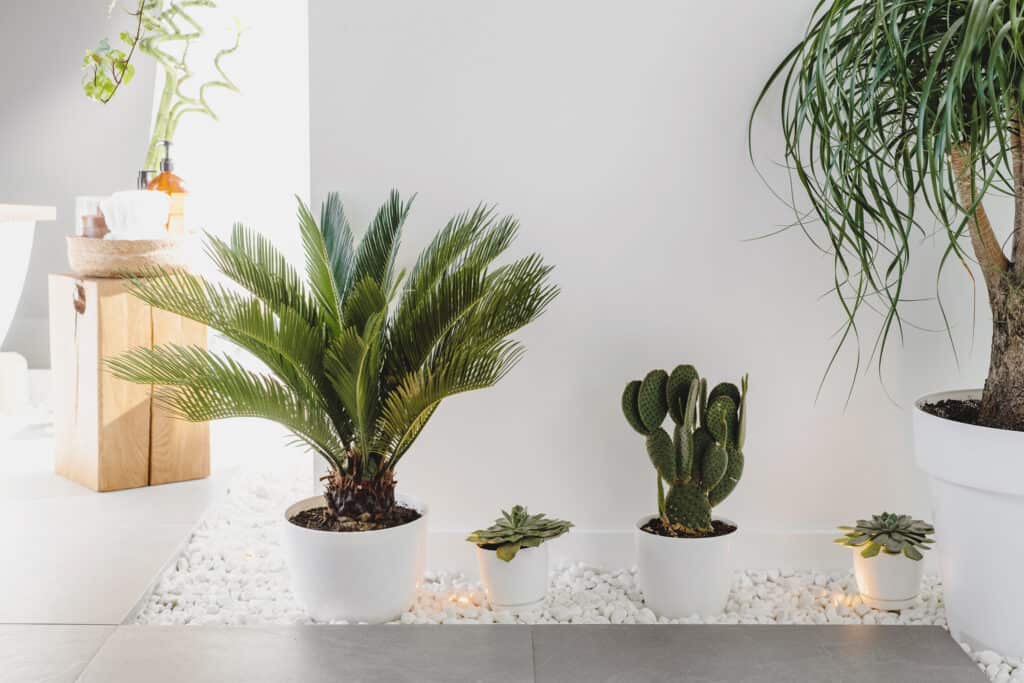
xmin=432 ymin=253 xmax=558 ymax=368
xmin=386 ymin=210 xmax=522 ymax=379
xmin=205 ymin=223 xmax=320 ymax=326
xmin=107 ymin=344 xmax=344 ymax=467
xmin=377 ymin=338 xmax=526 ymax=466
xmin=297 ymin=197 xmax=343 ymax=333
xmin=320 ymin=192 xmax=355 ymax=295
xmin=127 ymin=270 xmax=320 ymax=394
xmin=347 ymin=189 xmax=412 ymax=296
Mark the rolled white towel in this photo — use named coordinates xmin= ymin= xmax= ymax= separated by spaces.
xmin=100 ymin=190 xmax=171 ymax=238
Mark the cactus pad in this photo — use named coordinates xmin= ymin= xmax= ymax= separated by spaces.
xmin=621 ymin=380 xmax=648 ymax=435
xmin=708 ymin=446 xmax=744 ymax=506
xmin=665 ymin=481 xmax=712 ymax=532
xmin=666 ymin=364 xmax=699 ymax=423
xmin=705 ymin=395 xmax=738 ymax=445
xmin=708 ymin=382 xmax=741 ymax=408
xmin=637 ymin=370 xmax=669 ymax=431
xmin=646 ymin=428 xmax=676 ymax=482
xmin=701 ymin=442 xmax=729 ymax=492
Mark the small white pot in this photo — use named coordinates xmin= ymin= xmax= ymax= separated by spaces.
xmin=282 ymin=494 xmax=427 ymax=623
xmin=913 ymin=389 xmax=1024 ymax=656
xmin=851 ymin=549 xmax=924 ymax=610
xmin=635 ymin=515 xmax=736 ymax=618
xmin=475 ymin=544 xmax=549 ymax=610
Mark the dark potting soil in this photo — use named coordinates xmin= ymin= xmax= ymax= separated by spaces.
xmin=288 ymin=504 xmax=421 ymax=532
xmin=921 ymin=398 xmax=981 ymax=426
xmin=641 ymin=519 xmax=738 ymax=539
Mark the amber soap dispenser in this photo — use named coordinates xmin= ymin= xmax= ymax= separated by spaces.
xmin=147 ymin=140 xmax=187 ymax=235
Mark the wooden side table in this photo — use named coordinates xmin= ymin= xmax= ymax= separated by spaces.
xmin=48 ymin=274 xmax=209 ymax=491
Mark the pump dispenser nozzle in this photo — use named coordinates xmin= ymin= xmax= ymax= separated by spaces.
xmin=159 ymin=140 xmax=175 ymax=173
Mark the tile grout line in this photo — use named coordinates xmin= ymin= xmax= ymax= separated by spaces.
xmin=529 ymin=626 xmax=538 ymax=683
xmin=73 ymin=623 xmax=119 ymax=683
xmin=119 ymin=505 xmax=212 ymax=625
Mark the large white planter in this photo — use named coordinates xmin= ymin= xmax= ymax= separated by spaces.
xmin=851 ymin=549 xmax=924 ymax=610
xmin=635 ymin=515 xmax=736 ymax=618
xmin=913 ymin=389 xmax=1024 ymax=656
xmin=282 ymin=494 xmax=427 ymax=623
xmin=475 ymin=544 xmax=549 ymax=609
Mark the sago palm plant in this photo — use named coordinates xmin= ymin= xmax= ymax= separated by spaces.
xmin=753 ymin=0 xmax=1024 ymax=429
xmin=108 ymin=191 xmax=558 ymax=519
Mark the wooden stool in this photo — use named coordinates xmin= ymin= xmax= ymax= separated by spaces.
xmin=48 ymin=274 xmax=209 ymax=491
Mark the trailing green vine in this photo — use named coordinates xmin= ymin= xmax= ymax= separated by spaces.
xmin=82 ymin=0 xmax=241 ymax=170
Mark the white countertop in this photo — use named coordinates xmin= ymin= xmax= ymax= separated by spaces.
xmin=0 ymin=204 xmax=57 ymax=222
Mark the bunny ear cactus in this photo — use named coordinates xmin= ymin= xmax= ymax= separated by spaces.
xmin=622 ymin=366 xmax=748 ymax=535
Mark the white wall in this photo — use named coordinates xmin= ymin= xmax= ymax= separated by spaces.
xmin=308 ymin=0 xmax=999 ymax=569
xmin=168 ymin=0 xmax=311 ymax=261
xmin=0 ymin=0 xmax=157 ymax=366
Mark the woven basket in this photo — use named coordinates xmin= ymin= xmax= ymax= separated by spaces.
xmin=67 ymin=236 xmax=195 ymax=278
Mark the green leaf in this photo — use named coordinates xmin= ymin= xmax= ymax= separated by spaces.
xmin=496 ymin=542 xmax=521 ymax=562
xmin=903 ymin=545 xmax=924 ymax=561
xmin=860 ymin=543 xmax=882 ymax=559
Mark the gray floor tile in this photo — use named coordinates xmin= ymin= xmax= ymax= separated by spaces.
xmin=0 ymin=522 xmax=194 ymax=624
xmin=78 ymin=625 xmax=534 ymax=683
xmin=0 ymin=625 xmax=114 ymax=683
xmin=530 ymin=625 xmax=986 ymax=683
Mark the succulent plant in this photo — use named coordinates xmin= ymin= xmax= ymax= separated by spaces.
xmin=835 ymin=513 xmax=935 ymax=561
xmin=467 ymin=506 xmax=573 ymax=561
xmin=622 ymin=365 xmax=749 ymax=534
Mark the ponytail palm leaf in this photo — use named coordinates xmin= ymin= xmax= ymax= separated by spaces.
xmin=753 ymin=0 xmax=1024 ymax=429
xmin=108 ymin=191 xmax=559 ymax=516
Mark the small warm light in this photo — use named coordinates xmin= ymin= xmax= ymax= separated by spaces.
xmin=830 ymin=592 xmax=856 ymax=609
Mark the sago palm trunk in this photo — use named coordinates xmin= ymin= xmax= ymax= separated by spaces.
xmin=323 ymin=469 xmax=397 ymax=519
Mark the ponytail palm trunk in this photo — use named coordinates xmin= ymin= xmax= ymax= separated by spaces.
xmin=108 ymin=192 xmax=558 ymax=518
xmin=755 ymin=0 xmax=1024 ymax=430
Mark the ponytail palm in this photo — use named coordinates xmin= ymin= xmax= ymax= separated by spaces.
xmin=108 ymin=192 xmax=559 ymax=517
xmin=754 ymin=0 xmax=1024 ymax=429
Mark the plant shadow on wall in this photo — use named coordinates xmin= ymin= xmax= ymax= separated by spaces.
xmin=107 ymin=191 xmax=558 ymax=622
xmin=751 ymin=0 xmax=1024 ymax=659
xmin=82 ymin=0 xmax=241 ymax=170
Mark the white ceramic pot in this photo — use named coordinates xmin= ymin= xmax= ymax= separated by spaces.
xmin=282 ymin=494 xmax=427 ymax=623
xmin=913 ymin=389 xmax=1024 ymax=656
xmin=475 ymin=544 xmax=549 ymax=609
xmin=635 ymin=515 xmax=736 ymax=618
xmin=851 ymin=549 xmax=924 ymax=610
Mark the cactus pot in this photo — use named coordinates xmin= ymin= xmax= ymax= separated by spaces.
xmin=282 ymin=494 xmax=427 ymax=623
xmin=475 ymin=544 xmax=549 ymax=610
xmin=635 ymin=515 xmax=737 ymax=618
xmin=851 ymin=549 xmax=924 ymax=610
xmin=913 ymin=389 xmax=1024 ymax=656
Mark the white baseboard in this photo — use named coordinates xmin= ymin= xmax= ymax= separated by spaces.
xmin=426 ymin=528 xmax=914 ymax=578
